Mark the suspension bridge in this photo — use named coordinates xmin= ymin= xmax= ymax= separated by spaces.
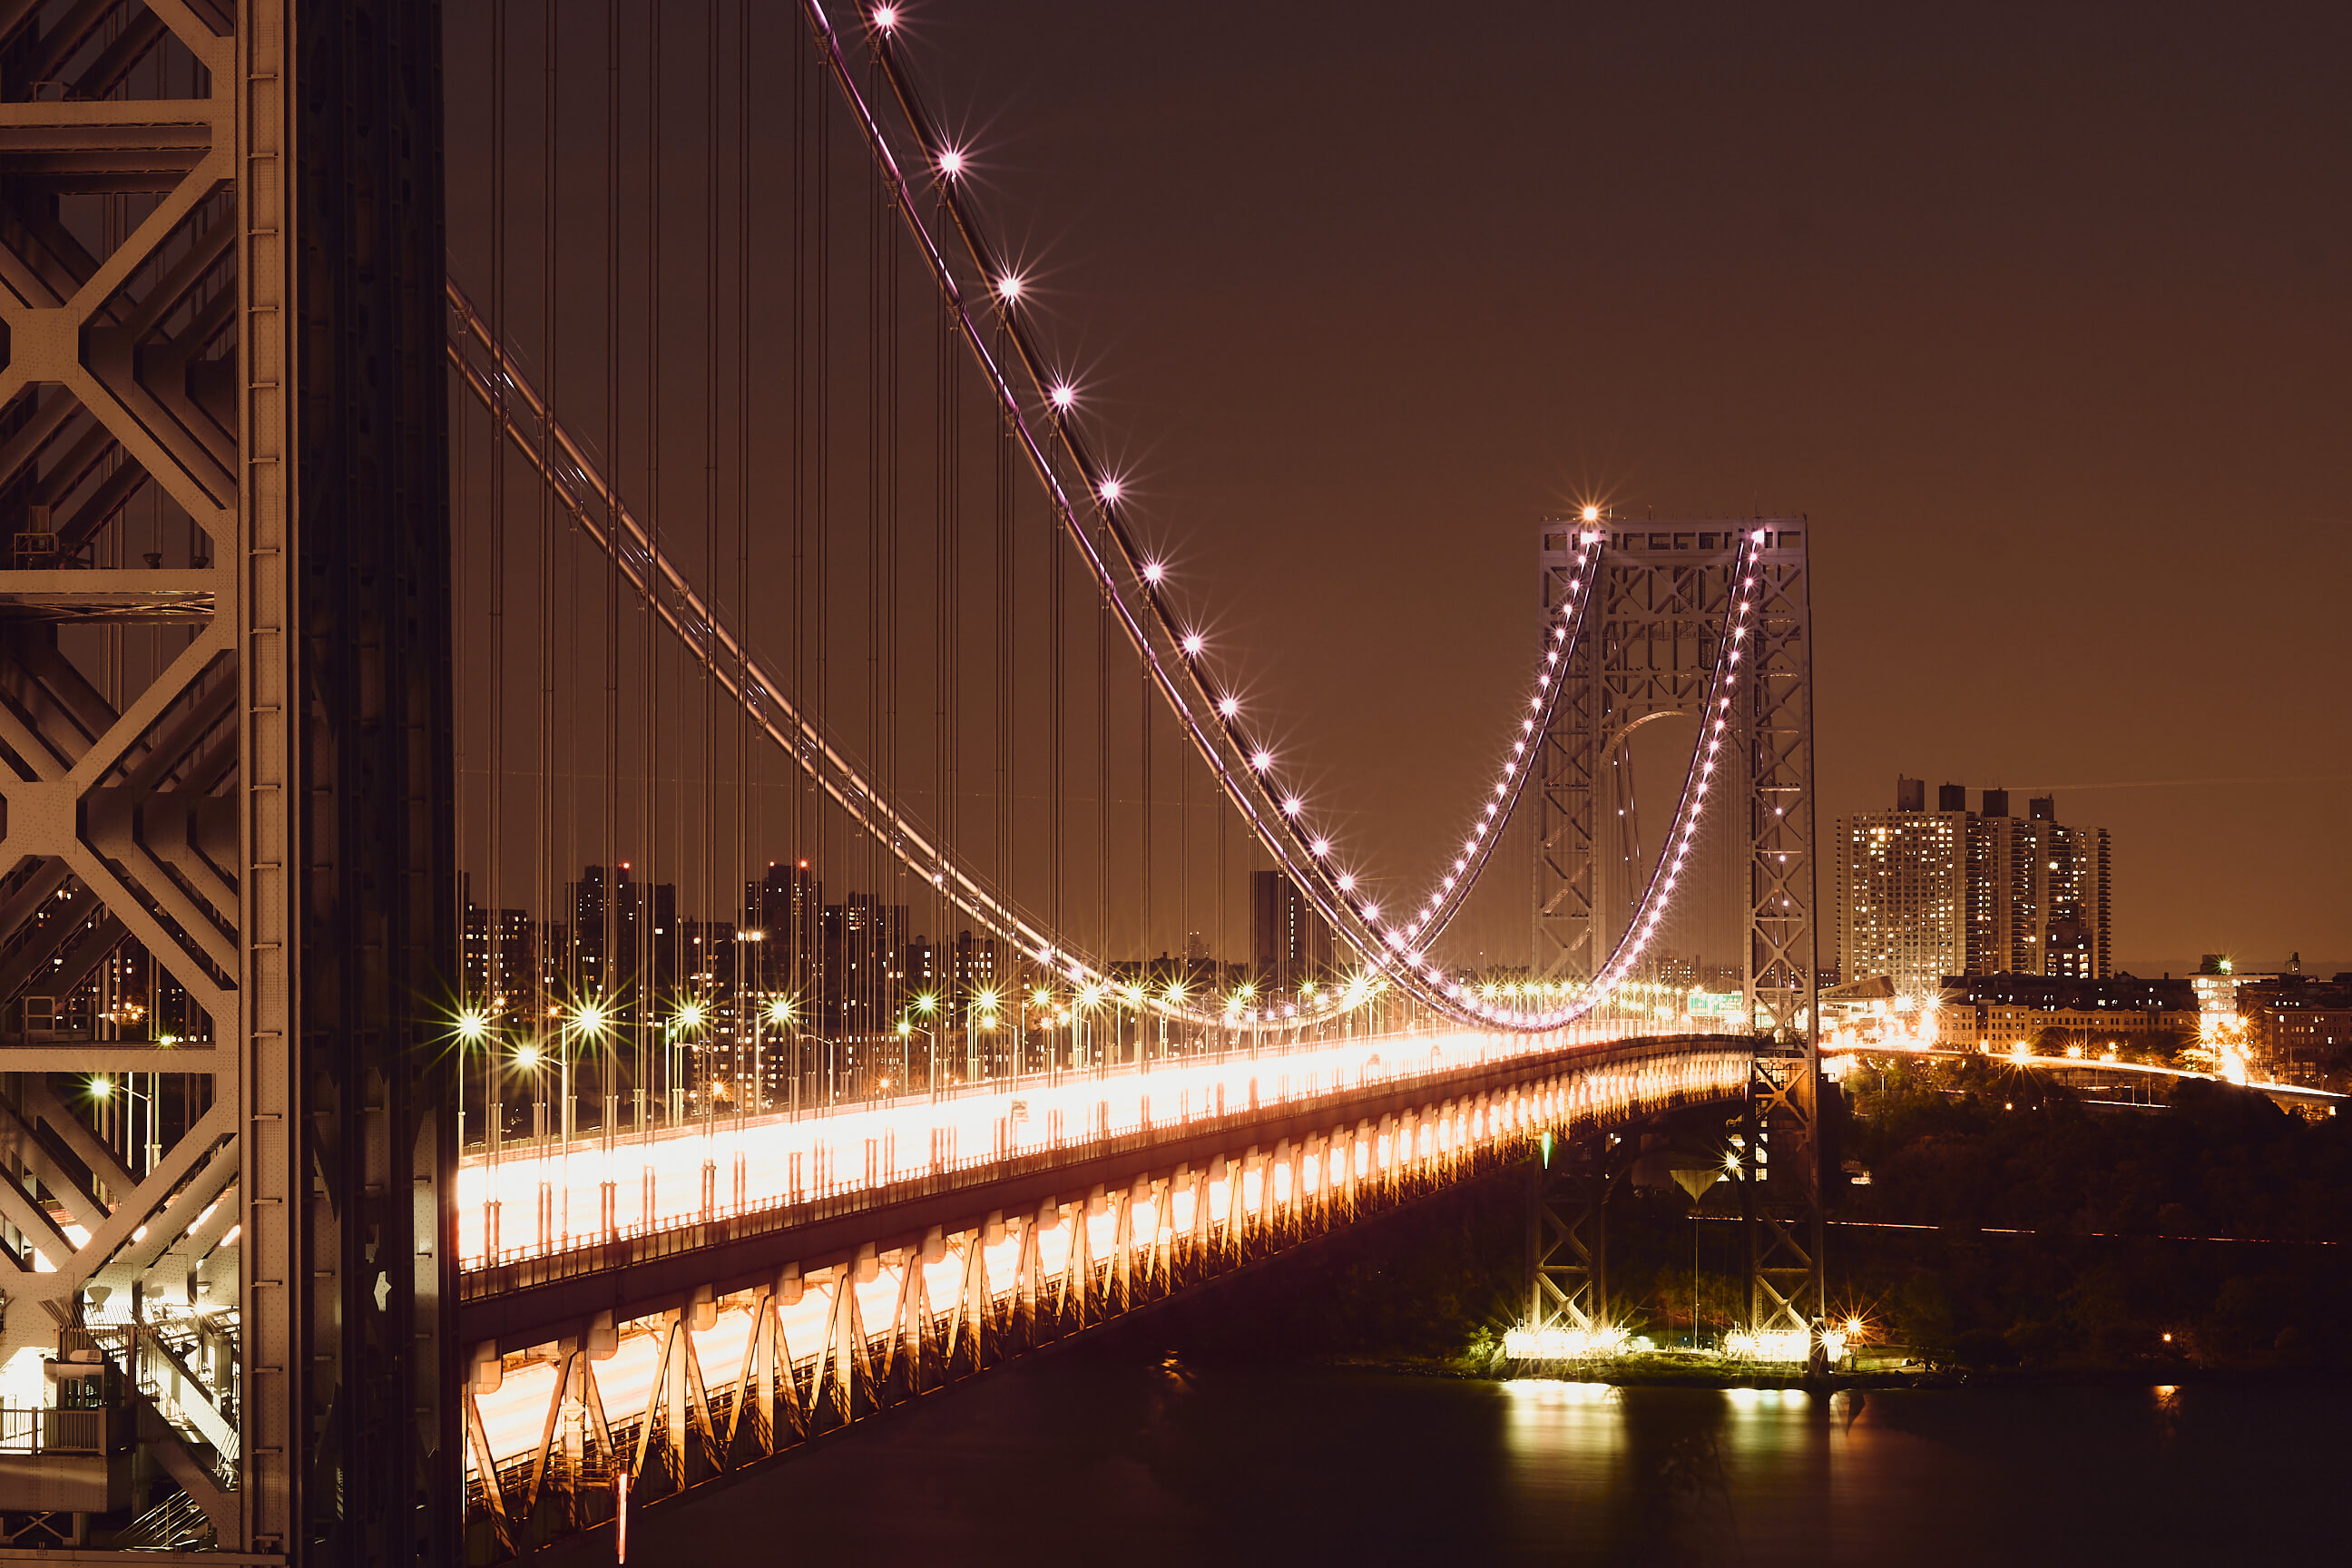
xmin=0 ymin=2 xmax=1821 ymax=1561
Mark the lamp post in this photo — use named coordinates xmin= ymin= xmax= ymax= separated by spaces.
xmin=893 ymin=1016 xmax=916 ymax=1098
xmin=569 ymin=1000 xmax=612 ymax=1146
xmin=796 ymin=1029 xmax=840 ymax=1115
xmin=512 ymin=1040 xmax=548 ymax=1142
xmin=1075 ymin=983 xmax=1106 ymax=1076
xmin=664 ymin=1000 xmax=710 ymax=1126
xmin=761 ymin=996 xmax=798 ymax=1116
xmin=456 ymin=1008 xmax=490 ymax=1152
xmin=89 ymin=1074 xmax=161 ymax=1178
xmin=1025 ymin=986 xmax=1052 ymax=1080
xmin=910 ymin=992 xmax=942 ymax=1095
xmin=965 ymin=989 xmax=1000 ymax=1083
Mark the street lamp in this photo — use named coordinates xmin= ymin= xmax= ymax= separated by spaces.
xmin=89 ymin=1074 xmax=161 ymax=1177
xmin=455 ymin=1008 xmax=490 ymax=1151
xmin=1161 ymin=979 xmax=1187 ymax=1059
xmin=965 ymin=988 xmax=1000 ymax=1083
xmin=904 ymin=994 xmax=942 ymax=1095
xmin=1026 ymin=986 xmax=1053 ymax=1078
xmin=571 ymin=1000 xmax=612 ymax=1143
xmin=761 ymin=995 xmax=798 ymax=1115
xmin=511 ymin=1041 xmax=548 ymax=1142
xmin=1075 ymin=983 xmax=1106 ymax=1074
xmin=666 ymin=1000 xmax=709 ymax=1125
xmin=1121 ymin=983 xmax=1144 ymax=1066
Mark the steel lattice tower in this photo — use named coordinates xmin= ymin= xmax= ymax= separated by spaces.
xmin=1533 ymin=518 xmax=1818 ymax=1036
xmin=0 ymin=2 xmax=454 ymax=1560
xmin=1533 ymin=516 xmax=1824 ymax=1347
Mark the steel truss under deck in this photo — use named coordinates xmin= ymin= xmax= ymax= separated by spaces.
xmin=457 ymin=1036 xmax=1756 ymax=1559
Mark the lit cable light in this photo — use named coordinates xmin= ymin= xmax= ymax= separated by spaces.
xmin=836 ymin=24 xmax=1765 ymax=1034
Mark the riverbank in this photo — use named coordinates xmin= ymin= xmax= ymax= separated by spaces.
xmin=1339 ymin=1347 xmax=2352 ymax=1393
xmin=1121 ymin=1132 xmax=2352 ymax=1380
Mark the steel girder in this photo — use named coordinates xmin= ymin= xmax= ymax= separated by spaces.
xmin=1525 ymin=1132 xmax=1620 ymax=1344
xmin=1739 ymin=1051 xmax=1824 ymax=1348
xmin=0 ymin=2 xmax=454 ymax=1561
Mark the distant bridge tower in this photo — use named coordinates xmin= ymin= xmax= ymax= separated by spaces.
xmin=1534 ymin=517 xmax=1818 ymax=1037
xmin=1533 ymin=516 xmax=1824 ymax=1351
xmin=0 ymin=3 xmax=454 ymax=1561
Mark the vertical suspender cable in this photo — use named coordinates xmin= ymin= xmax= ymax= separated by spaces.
xmin=486 ymin=0 xmax=508 ymax=1155
xmin=789 ymin=15 xmax=810 ymax=1101
xmin=704 ymin=0 xmax=722 ymax=1118
xmin=539 ymin=0 xmax=559 ymax=1122
xmin=1096 ymin=513 xmax=1111 ymax=1059
xmin=932 ymin=182 xmax=953 ymax=1073
xmin=864 ymin=52 xmax=884 ymax=1092
xmin=736 ymin=0 xmax=755 ymax=1107
xmin=882 ymin=108 xmax=902 ymax=1083
xmin=1141 ymin=661 xmax=1152 ymax=1044
xmin=1046 ymin=356 xmax=1064 ymax=1062
xmin=454 ymin=296 xmax=472 ymax=1128
xmin=639 ymin=1 xmax=661 ymax=1133
xmin=602 ymin=0 xmax=622 ymax=1139
xmin=811 ymin=46 xmax=831 ymax=1099
xmin=996 ymin=318 xmax=1014 ymax=1074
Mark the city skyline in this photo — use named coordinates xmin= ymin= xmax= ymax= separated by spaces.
xmin=888 ymin=1 xmax=2349 ymax=969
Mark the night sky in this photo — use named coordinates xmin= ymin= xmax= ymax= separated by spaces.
xmin=896 ymin=0 xmax=2351 ymax=975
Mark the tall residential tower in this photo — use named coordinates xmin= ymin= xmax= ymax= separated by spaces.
xmin=1835 ymin=779 xmax=2112 ymax=995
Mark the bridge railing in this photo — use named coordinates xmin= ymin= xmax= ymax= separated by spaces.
xmin=463 ymin=1013 xmax=1746 ymax=1166
xmin=458 ymin=1028 xmax=1760 ymax=1299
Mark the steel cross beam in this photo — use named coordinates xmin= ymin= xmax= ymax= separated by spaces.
xmin=0 ymin=2 xmax=455 ymax=1562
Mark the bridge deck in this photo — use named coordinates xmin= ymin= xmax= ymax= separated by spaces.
xmin=456 ymin=1024 xmax=1741 ymax=1273
xmin=456 ymin=1032 xmax=1763 ymax=1555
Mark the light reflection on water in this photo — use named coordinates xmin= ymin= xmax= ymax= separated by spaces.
xmin=566 ymin=1352 xmax=2332 ymax=1568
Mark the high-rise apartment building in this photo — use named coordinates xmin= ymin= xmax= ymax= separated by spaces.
xmin=821 ymin=893 xmax=908 ymax=1035
xmin=1836 ymin=778 xmax=2112 ymax=995
xmin=1833 ymin=780 xmax=1970 ymax=998
xmin=743 ymin=859 xmax=820 ymax=994
xmin=1251 ymin=869 xmax=1334 ymax=993
xmin=564 ymin=863 xmax=677 ymax=1008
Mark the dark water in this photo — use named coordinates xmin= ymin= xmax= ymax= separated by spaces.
xmin=591 ymin=1349 xmax=2336 ymax=1567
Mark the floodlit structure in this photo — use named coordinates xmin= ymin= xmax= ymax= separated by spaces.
xmin=0 ymin=4 xmax=1823 ymax=1561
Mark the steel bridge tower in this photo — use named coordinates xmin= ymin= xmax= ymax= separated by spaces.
xmin=0 ymin=2 xmax=453 ymax=1561
xmin=1533 ymin=517 xmax=1824 ymax=1348
xmin=1534 ymin=517 xmax=1818 ymax=1034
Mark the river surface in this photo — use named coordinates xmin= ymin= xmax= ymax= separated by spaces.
xmin=593 ymin=1348 xmax=2334 ymax=1566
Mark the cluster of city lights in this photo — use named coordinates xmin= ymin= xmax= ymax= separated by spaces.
xmin=1390 ymin=527 xmax=1604 ymax=964
xmin=1502 ymin=1325 xmax=1631 ymax=1360
xmin=799 ymin=10 xmax=1771 ymax=1036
